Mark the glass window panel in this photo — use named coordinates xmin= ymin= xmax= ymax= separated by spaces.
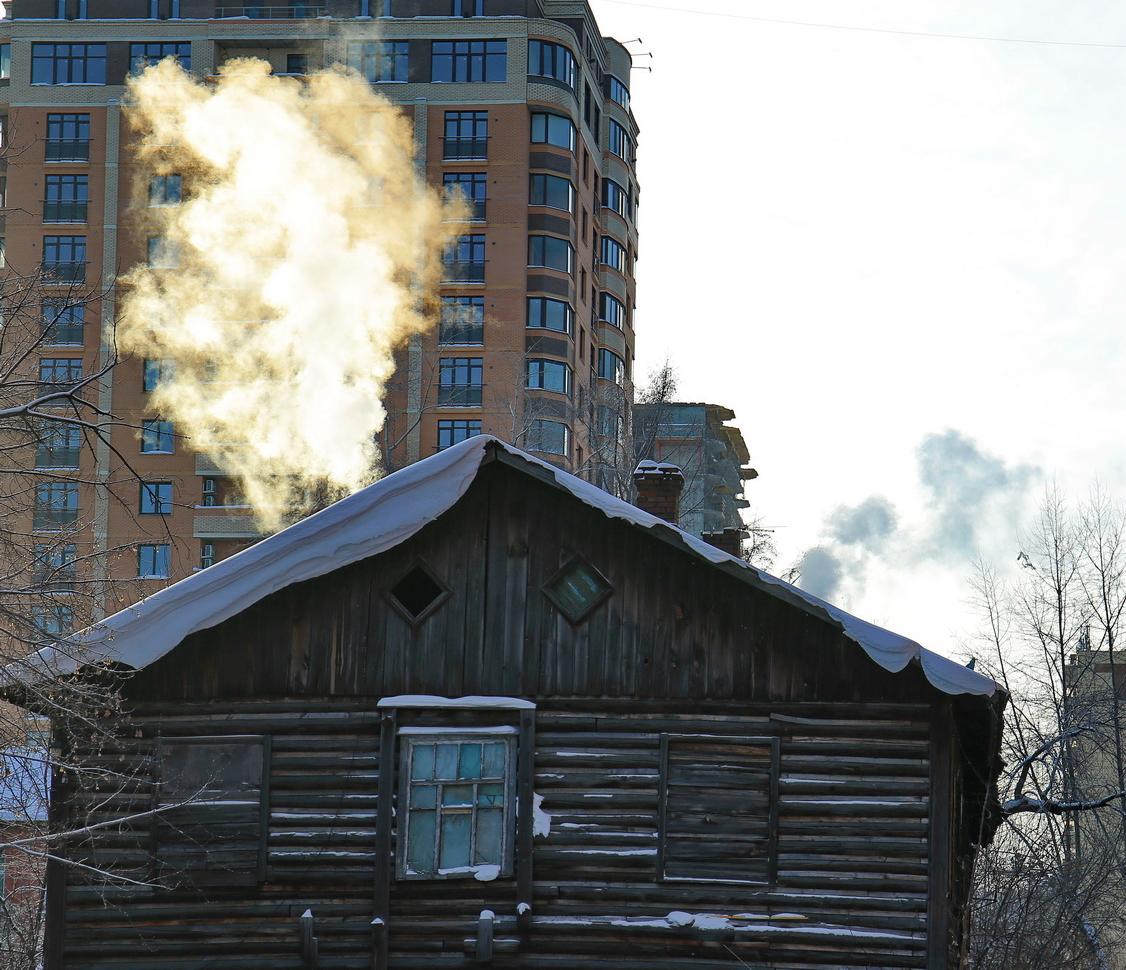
xmin=435 ymin=743 xmax=458 ymax=780
xmin=475 ymin=808 xmax=503 ymax=864
xmin=477 ymin=782 xmax=504 ymax=807
xmin=410 ymin=785 xmax=437 ymax=809
xmin=407 ymin=810 xmax=436 ymax=874
xmin=411 ymin=744 xmax=435 ymax=780
xmin=441 ymin=784 xmax=473 ymax=807
xmin=482 ymin=742 xmax=506 ymax=777
xmin=458 ymin=743 xmax=481 ymax=779
xmin=439 ymin=813 xmax=472 ymax=870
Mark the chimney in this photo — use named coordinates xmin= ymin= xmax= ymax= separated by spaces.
xmin=633 ymin=460 xmax=684 ymax=525
xmin=702 ymin=527 xmax=746 ymax=559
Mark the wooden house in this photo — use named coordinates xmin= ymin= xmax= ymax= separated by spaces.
xmin=19 ymin=436 xmax=1006 ymax=969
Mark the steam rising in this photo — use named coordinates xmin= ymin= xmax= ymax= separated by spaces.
xmin=120 ymin=59 xmax=462 ymax=530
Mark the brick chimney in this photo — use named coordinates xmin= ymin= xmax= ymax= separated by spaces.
xmin=633 ymin=461 xmax=684 ymax=525
xmin=702 ymin=527 xmax=746 ymax=559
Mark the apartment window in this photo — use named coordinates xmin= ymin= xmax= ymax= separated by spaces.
xmin=526 ymin=296 xmax=572 ymax=334
xmin=598 ymin=348 xmax=625 ymax=385
xmin=32 ymin=44 xmax=106 ymax=85
xmin=149 ymin=175 xmax=182 ymax=206
xmin=527 ymin=418 xmax=570 ymax=457
xmin=442 ymin=234 xmax=486 ymax=283
xmin=443 ymin=111 xmax=488 ymax=160
xmin=138 ymin=543 xmax=171 ymax=578
xmin=139 ymin=482 xmax=173 ymax=515
xmin=530 ymin=112 xmax=575 ymax=152
xmin=431 ymin=40 xmax=506 ymax=83
xmin=129 ymin=42 xmax=191 ymax=73
xmin=526 ymin=358 xmax=572 ymax=396
xmin=0 ymin=44 xmax=9 ymax=80
xmin=147 ymin=237 xmax=179 ymax=269
xmin=36 ymin=423 xmax=81 ymax=469
xmin=608 ymin=119 xmax=633 ymax=161
xmin=439 ymin=295 xmax=484 ymax=345
xmin=528 ymin=235 xmax=573 ymax=274
xmin=443 ymin=172 xmax=486 ymax=222
xmin=398 ymin=731 xmax=516 ymax=880
xmin=46 ymin=113 xmax=90 ymax=162
xmin=602 ymin=178 xmax=631 ymax=219
xmin=32 ymin=604 xmax=74 ymax=637
xmin=529 ymin=173 xmax=574 ymax=213
xmin=600 ymin=236 xmax=626 ymax=274
xmin=608 ymin=75 xmax=630 ymax=110
xmin=143 ymin=359 xmax=172 ymax=392
xmin=659 ymin=735 xmax=779 ymax=885
xmin=44 ymin=174 xmax=88 ymax=224
xmin=39 ymin=358 xmax=83 ymax=393
xmin=348 ymin=41 xmax=408 ymax=83
xmin=596 ymin=404 xmax=624 ymax=441
xmin=42 ymin=300 xmax=84 ymax=346
xmin=438 ymin=419 xmax=482 ymax=451
xmin=451 ymin=0 xmax=485 ymax=14
xmin=200 ymin=543 xmax=215 ymax=569
xmin=33 ymin=543 xmax=77 ymax=591
xmin=438 ymin=357 xmax=483 ymax=407
xmin=285 ymin=54 xmax=308 ymax=75
xmin=141 ymin=419 xmax=175 ymax=454
xmin=202 ymin=478 xmax=216 ymax=507
xmin=42 ymin=236 xmax=87 ymax=283
xmin=599 ymin=293 xmax=626 ymax=329
xmin=528 ymin=39 xmax=575 ymax=89
xmin=34 ymin=482 xmax=79 ymax=530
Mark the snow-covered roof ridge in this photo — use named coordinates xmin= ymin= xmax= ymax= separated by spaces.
xmin=12 ymin=435 xmax=998 ymax=697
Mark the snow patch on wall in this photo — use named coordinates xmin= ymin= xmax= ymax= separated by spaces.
xmin=533 ymin=793 xmax=551 ymax=838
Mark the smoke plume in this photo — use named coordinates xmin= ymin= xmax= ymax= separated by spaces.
xmin=119 ymin=59 xmax=462 ymax=530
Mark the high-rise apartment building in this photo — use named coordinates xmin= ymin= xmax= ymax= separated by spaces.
xmin=0 ymin=0 xmax=639 ymax=624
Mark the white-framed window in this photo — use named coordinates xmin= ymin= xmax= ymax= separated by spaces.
xmin=397 ymin=729 xmax=516 ymax=880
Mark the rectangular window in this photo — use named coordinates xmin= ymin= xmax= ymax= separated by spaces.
xmin=348 ymin=41 xmax=408 ymax=82
xmin=528 ymin=235 xmax=573 ymax=274
xmin=32 ymin=604 xmax=74 ymax=637
xmin=45 ymin=113 xmax=90 ymax=162
xmin=431 ymin=40 xmax=506 ymax=83
xmin=438 ymin=357 xmax=483 ymax=406
xmin=34 ymin=482 xmax=79 ymax=530
xmin=36 ymin=423 xmax=82 ymax=469
xmin=202 ymin=478 xmax=216 ymax=507
xmin=526 ymin=296 xmax=572 ymax=334
xmin=156 ymin=737 xmax=268 ymax=886
xmin=442 ymin=234 xmax=485 ymax=283
xmin=41 ymin=300 xmax=84 ymax=346
xmin=528 ymin=39 xmax=575 ymax=89
xmin=285 ymin=53 xmax=308 ymax=75
xmin=0 ymin=44 xmax=10 ymax=80
xmin=129 ymin=42 xmax=191 ymax=73
xmin=599 ymin=292 xmax=625 ymax=329
xmin=143 ymin=358 xmax=172 ymax=392
xmin=527 ymin=419 xmax=570 ymax=457
xmin=200 ymin=542 xmax=215 ymax=568
xmin=608 ymin=119 xmax=633 ymax=161
xmin=442 ymin=172 xmax=486 ymax=222
xmin=597 ymin=348 xmax=625 ymax=385
xmin=443 ymin=111 xmax=488 ymax=160
xmin=608 ymin=75 xmax=630 ymax=110
xmin=529 ymin=173 xmax=574 ymax=213
xmin=138 ymin=543 xmax=170 ymax=578
xmin=141 ymin=419 xmax=175 ymax=453
xmin=397 ymin=731 xmax=516 ymax=880
xmin=140 ymin=482 xmax=173 ymax=515
xmin=149 ymin=174 xmax=182 ymax=206
xmin=530 ymin=112 xmax=575 ymax=152
xmin=602 ymin=178 xmax=631 ymax=220
xmin=439 ymin=295 xmax=484 ymax=345
xmin=147 ymin=236 xmax=179 ymax=269
xmin=32 ymin=44 xmax=106 ymax=85
xmin=438 ymin=419 xmax=482 ymax=451
xmin=44 ymin=174 xmax=88 ymax=224
xmin=38 ymin=357 xmax=83 ymax=393
xmin=600 ymin=236 xmax=627 ymax=274
xmin=658 ymin=735 xmax=779 ymax=885
xmin=33 ymin=543 xmax=77 ymax=591
xmin=42 ymin=236 xmax=86 ymax=283
xmin=526 ymin=358 xmax=572 ymax=396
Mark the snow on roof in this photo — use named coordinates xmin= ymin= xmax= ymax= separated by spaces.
xmin=12 ymin=436 xmax=998 ymax=697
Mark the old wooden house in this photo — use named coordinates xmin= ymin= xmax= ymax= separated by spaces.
xmin=21 ymin=436 xmax=1005 ymax=969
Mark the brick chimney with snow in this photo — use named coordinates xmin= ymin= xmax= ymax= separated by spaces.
xmin=632 ymin=460 xmax=684 ymax=525
xmin=701 ymin=527 xmax=746 ymax=559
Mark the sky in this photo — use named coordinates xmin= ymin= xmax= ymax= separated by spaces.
xmin=588 ymin=0 xmax=1126 ymax=658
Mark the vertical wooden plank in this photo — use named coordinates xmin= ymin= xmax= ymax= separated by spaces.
xmin=373 ymin=709 xmax=397 ymax=970
xmin=655 ymin=732 xmax=669 ymax=880
xmin=44 ymin=728 xmax=68 ymax=970
xmin=516 ymin=709 xmax=535 ymax=931
xmin=927 ymin=701 xmax=954 ymax=970
xmin=257 ymin=733 xmax=272 ymax=883
xmin=768 ymin=735 xmax=781 ymax=885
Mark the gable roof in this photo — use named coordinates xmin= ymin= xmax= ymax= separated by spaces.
xmin=14 ymin=436 xmax=998 ymax=697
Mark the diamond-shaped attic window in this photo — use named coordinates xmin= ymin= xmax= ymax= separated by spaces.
xmin=544 ymin=557 xmax=613 ymax=624
xmin=389 ymin=563 xmax=448 ymax=624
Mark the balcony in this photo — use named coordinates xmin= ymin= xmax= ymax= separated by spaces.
xmin=441 ymin=261 xmax=485 ymax=284
xmin=443 ymin=138 xmax=488 ymax=161
xmin=45 ymin=140 xmax=90 ymax=163
xmin=438 ymin=322 xmax=484 ymax=346
xmin=214 ymin=4 xmax=326 ymax=16
xmin=43 ymin=200 xmax=88 ymax=224
xmin=42 ymin=262 xmax=86 ymax=285
xmin=438 ymin=384 xmax=483 ymax=407
xmin=193 ymin=511 xmax=262 ymax=540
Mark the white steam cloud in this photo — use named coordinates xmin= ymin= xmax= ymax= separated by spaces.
xmin=120 ymin=59 xmax=462 ymax=529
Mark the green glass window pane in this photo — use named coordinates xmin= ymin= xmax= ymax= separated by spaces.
xmin=475 ymin=808 xmax=503 ymax=865
xmin=410 ymin=785 xmax=437 ymax=809
xmin=439 ymin=813 xmax=472 ymax=870
xmin=407 ymin=810 xmax=436 ymax=874
xmin=482 ymin=742 xmax=506 ymax=777
xmin=458 ymin=743 xmax=482 ymax=779
xmin=442 ymin=784 xmax=473 ymax=807
xmin=436 ymin=743 xmax=458 ymax=780
xmin=546 ymin=559 xmax=611 ymax=622
xmin=411 ymin=744 xmax=435 ymax=780
xmin=477 ymin=782 xmax=504 ymax=807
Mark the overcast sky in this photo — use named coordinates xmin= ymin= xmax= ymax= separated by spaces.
xmin=589 ymin=0 xmax=1126 ymax=657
